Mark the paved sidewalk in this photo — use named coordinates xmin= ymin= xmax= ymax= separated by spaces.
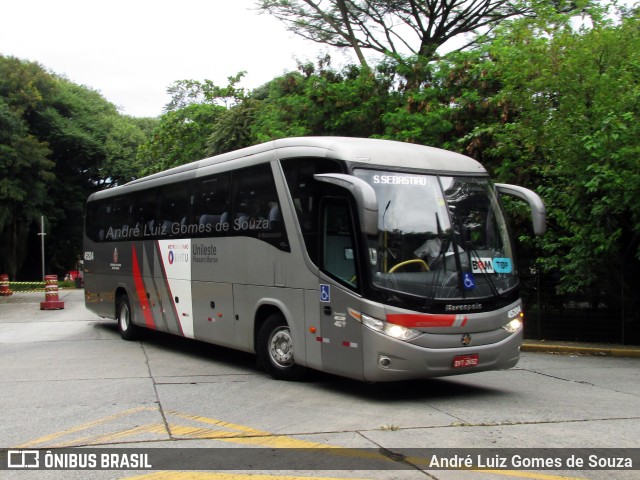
xmin=522 ymin=339 xmax=640 ymax=358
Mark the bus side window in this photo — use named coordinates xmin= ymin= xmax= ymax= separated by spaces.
xmin=158 ymin=182 xmax=190 ymax=238
xmin=133 ymin=189 xmax=158 ymax=238
xmin=190 ymin=172 xmax=231 ymax=237
xmin=281 ymin=158 xmax=344 ymax=265
xmin=102 ymin=196 xmax=131 ymax=241
xmin=230 ymin=164 xmax=289 ymax=251
xmin=85 ymin=200 xmax=105 ymax=242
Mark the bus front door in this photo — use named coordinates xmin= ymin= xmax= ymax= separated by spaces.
xmin=318 ymin=282 xmax=364 ymax=380
xmin=318 ymin=198 xmax=364 ymax=380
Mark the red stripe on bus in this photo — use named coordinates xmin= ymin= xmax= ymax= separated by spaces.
xmin=131 ymin=245 xmax=155 ymax=329
xmin=155 ymin=241 xmax=184 ymax=336
xmin=386 ymin=313 xmax=467 ymax=328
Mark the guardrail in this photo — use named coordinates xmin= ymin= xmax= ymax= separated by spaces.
xmin=0 ymin=275 xmax=66 ymax=310
xmin=0 ymin=275 xmax=80 ymax=295
xmin=8 ymin=281 xmax=46 ymax=293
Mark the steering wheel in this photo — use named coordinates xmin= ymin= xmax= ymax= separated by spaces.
xmin=389 ymin=259 xmax=430 ymax=273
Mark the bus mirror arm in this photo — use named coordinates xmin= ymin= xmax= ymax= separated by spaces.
xmin=495 ymin=183 xmax=546 ymax=236
xmin=314 ymin=174 xmax=379 ymax=236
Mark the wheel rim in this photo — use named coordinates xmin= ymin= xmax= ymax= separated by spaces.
xmin=269 ymin=327 xmax=294 ymax=367
xmin=119 ymin=302 xmax=130 ymax=332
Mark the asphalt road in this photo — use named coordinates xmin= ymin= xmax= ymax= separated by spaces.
xmin=1 ymin=290 xmax=639 ymax=480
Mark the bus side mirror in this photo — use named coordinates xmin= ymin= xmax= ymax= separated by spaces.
xmin=495 ymin=183 xmax=546 ymax=236
xmin=314 ymin=174 xmax=379 ymax=236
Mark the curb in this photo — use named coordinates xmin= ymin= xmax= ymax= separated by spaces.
xmin=522 ymin=341 xmax=640 ymax=358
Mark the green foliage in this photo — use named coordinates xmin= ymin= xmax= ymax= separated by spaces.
xmin=197 ymin=58 xmax=399 ymax=154
xmin=256 ymin=0 xmax=599 ymax=69
xmin=2 ymin=1 xmax=638 ymax=301
xmin=0 ymin=55 xmax=152 ymax=278
xmin=165 ymin=72 xmax=248 ymax=111
xmin=31 ymin=77 xmax=135 ymax=273
xmin=135 ymin=103 xmax=225 ymax=175
xmin=157 ymin=74 xmax=249 ymax=158
xmin=102 ymin=115 xmax=154 ymax=186
xmin=250 ymin=59 xmax=393 ymax=143
xmin=150 ymin=7 xmax=639 ymax=298
xmin=479 ymin=9 xmax=640 ymax=293
xmin=0 ymin=97 xmax=53 ymax=278
xmin=207 ymin=100 xmax=259 ymax=156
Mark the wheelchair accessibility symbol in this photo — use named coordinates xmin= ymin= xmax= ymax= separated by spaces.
xmin=463 ymin=272 xmax=476 ymax=290
xmin=320 ymin=284 xmax=331 ymax=302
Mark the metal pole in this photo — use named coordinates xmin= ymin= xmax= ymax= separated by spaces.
xmin=38 ymin=216 xmax=46 ymax=281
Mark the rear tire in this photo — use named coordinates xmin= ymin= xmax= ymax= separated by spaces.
xmin=117 ymin=293 xmax=140 ymax=341
xmin=257 ymin=313 xmax=307 ymax=381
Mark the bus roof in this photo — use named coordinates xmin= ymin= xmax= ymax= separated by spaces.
xmin=271 ymin=137 xmax=486 ymax=174
xmin=91 ymin=137 xmax=486 ymax=201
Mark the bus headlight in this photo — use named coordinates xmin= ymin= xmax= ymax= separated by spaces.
xmin=361 ymin=314 xmax=422 ymax=341
xmin=501 ymin=318 xmax=522 ymax=334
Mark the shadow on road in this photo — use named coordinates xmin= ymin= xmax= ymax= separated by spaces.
xmin=93 ymin=319 xmax=506 ymax=402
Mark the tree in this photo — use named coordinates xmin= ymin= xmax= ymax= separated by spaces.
xmin=469 ymin=8 xmax=640 ymax=296
xmin=250 ymin=59 xmax=392 ymax=142
xmin=257 ymin=0 xmax=587 ymax=67
xmin=143 ymin=74 xmax=249 ymax=161
xmin=135 ymin=103 xmax=225 ymax=175
xmin=28 ymin=77 xmax=132 ymax=275
xmin=0 ymin=57 xmax=56 ymax=278
xmin=164 ymin=57 xmax=398 ymax=155
xmin=0 ymin=55 xmax=153 ymax=279
xmin=207 ymin=100 xmax=259 ymax=156
xmin=101 ymin=116 xmax=157 ymax=187
xmin=0 ymin=99 xmax=53 ymax=278
xmin=165 ymin=72 xmax=249 ymax=111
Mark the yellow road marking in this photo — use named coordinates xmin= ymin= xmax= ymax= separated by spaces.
xmin=166 ymin=411 xmax=264 ymax=436
xmin=16 ymin=406 xmax=155 ymax=448
xmin=472 ymin=471 xmax=584 ymax=480
xmin=165 ymin=410 xmax=339 ymax=449
xmin=53 ymin=423 xmax=168 ymax=448
xmin=16 ymin=408 xmax=587 ymax=480
xmin=124 ymin=470 xmax=584 ymax=480
xmin=124 ymin=474 xmax=369 ymax=480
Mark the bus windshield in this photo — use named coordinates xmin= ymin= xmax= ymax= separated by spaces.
xmin=355 ymin=169 xmax=517 ymax=301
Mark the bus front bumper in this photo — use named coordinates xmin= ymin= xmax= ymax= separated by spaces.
xmin=361 ymin=327 xmax=522 ymax=382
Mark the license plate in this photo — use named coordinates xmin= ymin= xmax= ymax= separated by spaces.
xmin=453 ymin=354 xmax=479 ymax=368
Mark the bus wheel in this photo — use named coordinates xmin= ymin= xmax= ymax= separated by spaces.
xmin=258 ymin=314 xmax=306 ymax=381
xmin=117 ymin=294 xmax=140 ymax=341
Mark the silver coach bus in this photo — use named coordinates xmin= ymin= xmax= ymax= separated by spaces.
xmin=83 ymin=137 xmax=545 ymax=382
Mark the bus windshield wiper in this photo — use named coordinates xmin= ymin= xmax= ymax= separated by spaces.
xmin=424 ymin=213 xmax=449 ymax=306
xmin=449 ymin=227 xmax=466 ymax=299
xmin=382 ymin=200 xmax=391 ymax=272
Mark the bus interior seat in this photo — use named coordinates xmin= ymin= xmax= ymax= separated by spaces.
xmin=268 ymin=204 xmax=281 ymax=229
xmin=199 ymin=214 xmax=222 ymax=227
xmin=161 ymin=220 xmax=173 ymax=233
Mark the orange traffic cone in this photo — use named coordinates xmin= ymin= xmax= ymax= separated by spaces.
xmin=0 ymin=274 xmax=12 ymax=296
xmin=40 ymin=275 xmax=64 ymax=310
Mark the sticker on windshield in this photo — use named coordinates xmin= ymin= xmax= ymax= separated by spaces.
xmin=463 ymin=272 xmax=476 ymax=289
xmin=472 ymin=257 xmax=512 ymax=274
xmin=493 ymin=258 xmax=513 ymax=274
xmin=471 ymin=258 xmax=495 ymax=274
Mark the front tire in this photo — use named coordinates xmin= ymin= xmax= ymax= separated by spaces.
xmin=257 ymin=313 xmax=307 ymax=381
xmin=117 ymin=293 xmax=140 ymax=341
